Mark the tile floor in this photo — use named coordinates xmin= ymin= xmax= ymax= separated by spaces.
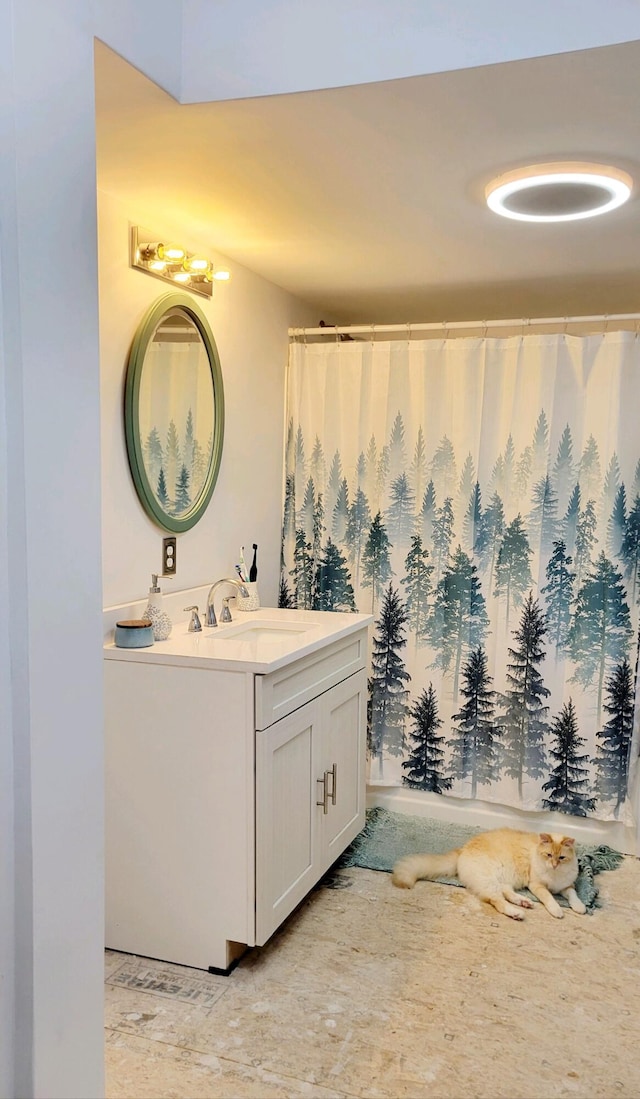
xmin=105 ymin=857 xmax=640 ymax=1099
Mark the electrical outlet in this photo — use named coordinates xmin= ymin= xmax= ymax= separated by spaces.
xmin=162 ymin=536 xmax=177 ymax=576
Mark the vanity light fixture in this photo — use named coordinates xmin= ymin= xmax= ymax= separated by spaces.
xmin=130 ymin=226 xmax=231 ymax=299
xmin=485 ymin=162 xmax=633 ymax=223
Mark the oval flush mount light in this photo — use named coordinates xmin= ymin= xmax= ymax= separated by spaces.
xmin=485 ymin=162 xmax=633 ymax=223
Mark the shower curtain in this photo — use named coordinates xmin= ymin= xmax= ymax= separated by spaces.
xmin=280 ymin=330 xmax=640 ymax=824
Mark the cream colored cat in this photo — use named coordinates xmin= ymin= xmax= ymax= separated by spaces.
xmin=391 ymin=828 xmax=587 ymax=920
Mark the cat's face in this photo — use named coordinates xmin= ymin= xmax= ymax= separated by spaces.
xmin=538 ymin=832 xmax=576 ymax=869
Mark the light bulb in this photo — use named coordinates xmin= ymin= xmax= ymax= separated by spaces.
xmin=183 ymin=255 xmax=210 ymax=274
xmin=158 ymin=243 xmax=186 ymax=262
xmin=172 ymin=271 xmax=190 ymax=283
xmin=212 ymin=268 xmax=230 ymax=281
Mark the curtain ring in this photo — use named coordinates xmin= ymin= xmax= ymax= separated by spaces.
xmin=482 ymin=320 xmax=488 ymax=340
xmin=603 ymin=314 xmax=609 ymax=338
xmin=441 ymin=320 xmax=449 ymax=342
xmin=370 ymin=323 xmax=376 ymax=347
xmin=406 ymin=322 xmax=411 ymax=348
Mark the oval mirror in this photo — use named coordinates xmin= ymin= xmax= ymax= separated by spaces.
xmin=124 ymin=293 xmax=224 ymax=532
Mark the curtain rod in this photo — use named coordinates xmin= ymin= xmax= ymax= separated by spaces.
xmin=289 ymin=311 xmax=640 ymax=337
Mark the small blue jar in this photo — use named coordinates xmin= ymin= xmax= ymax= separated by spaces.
xmin=114 ymin=618 xmax=154 ymax=648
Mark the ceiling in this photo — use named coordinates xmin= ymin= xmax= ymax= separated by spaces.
xmin=95 ymin=38 xmax=640 ymax=325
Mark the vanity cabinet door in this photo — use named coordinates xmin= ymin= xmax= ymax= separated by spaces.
xmin=255 ymin=669 xmax=367 ymax=946
xmin=318 ymin=668 xmax=367 ymax=875
xmin=255 ymin=697 xmax=322 ymax=945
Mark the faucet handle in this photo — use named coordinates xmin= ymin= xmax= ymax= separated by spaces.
xmin=184 ymin=605 xmax=202 ymax=632
xmin=221 ymin=596 xmax=233 ymax=624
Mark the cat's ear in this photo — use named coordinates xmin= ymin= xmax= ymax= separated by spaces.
xmin=562 ymin=837 xmax=576 ymax=847
xmin=539 ymin=833 xmax=552 ymax=843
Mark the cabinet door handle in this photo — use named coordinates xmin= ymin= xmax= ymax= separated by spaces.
xmin=327 ymin=763 xmax=337 ymax=806
xmin=316 ymin=773 xmax=329 ymax=814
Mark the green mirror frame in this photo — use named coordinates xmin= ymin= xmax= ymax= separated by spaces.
xmin=124 ymin=292 xmax=225 ymax=533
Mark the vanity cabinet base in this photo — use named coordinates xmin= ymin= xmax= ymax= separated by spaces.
xmin=105 ymin=628 xmax=369 ymax=970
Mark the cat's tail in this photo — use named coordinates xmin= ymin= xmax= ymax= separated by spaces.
xmin=391 ymin=848 xmax=461 ymax=889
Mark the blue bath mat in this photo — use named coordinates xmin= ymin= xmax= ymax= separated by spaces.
xmin=331 ymin=806 xmax=624 ymax=912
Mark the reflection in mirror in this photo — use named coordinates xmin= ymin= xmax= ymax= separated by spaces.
xmin=124 ymin=293 xmax=224 ymax=533
xmin=140 ymin=310 xmax=215 ymax=518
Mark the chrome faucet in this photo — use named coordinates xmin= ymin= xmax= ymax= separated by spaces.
xmin=205 ymin=577 xmax=248 ymax=627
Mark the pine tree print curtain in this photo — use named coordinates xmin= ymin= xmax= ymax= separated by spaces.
xmin=281 ymin=332 xmax=640 ymax=823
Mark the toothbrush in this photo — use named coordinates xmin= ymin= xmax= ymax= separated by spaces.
xmin=239 ymin=546 xmax=247 ymax=581
xmin=235 ymin=564 xmax=245 ymax=582
xmin=249 ymin=544 xmax=258 ymax=583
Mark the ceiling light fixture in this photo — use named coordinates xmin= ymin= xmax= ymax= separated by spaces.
xmin=485 ymin=162 xmax=633 ymax=223
xmin=130 ymin=226 xmax=230 ymax=298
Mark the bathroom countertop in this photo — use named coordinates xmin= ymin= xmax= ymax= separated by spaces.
xmin=103 ymin=606 xmax=373 ymax=673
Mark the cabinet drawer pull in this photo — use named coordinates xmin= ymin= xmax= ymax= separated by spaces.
xmin=316 ymin=773 xmax=329 ymax=814
xmin=328 ymin=763 xmax=337 ymax=806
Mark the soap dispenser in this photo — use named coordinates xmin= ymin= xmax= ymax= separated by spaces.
xmin=143 ymin=574 xmax=172 ymax=641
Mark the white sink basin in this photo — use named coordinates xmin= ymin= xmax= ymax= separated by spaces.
xmin=215 ymin=620 xmax=313 ymax=642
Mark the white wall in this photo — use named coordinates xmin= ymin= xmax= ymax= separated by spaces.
xmin=0 ymin=5 xmax=197 ymax=1097
xmin=181 ymin=0 xmax=640 ymax=102
xmin=0 ymin=2 xmax=105 ymax=1096
xmin=0 ymin=79 xmax=15 ymax=1099
xmin=99 ymin=191 xmax=316 ymax=611
xmin=94 ymin=0 xmax=183 ymax=98
xmin=92 ymin=1 xmax=640 ymax=108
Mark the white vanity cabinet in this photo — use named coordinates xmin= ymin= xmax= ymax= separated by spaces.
xmin=104 ymin=610 xmax=371 ymax=973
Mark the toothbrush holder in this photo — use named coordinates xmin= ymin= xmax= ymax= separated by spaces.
xmin=236 ymin=582 xmax=260 ymax=612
